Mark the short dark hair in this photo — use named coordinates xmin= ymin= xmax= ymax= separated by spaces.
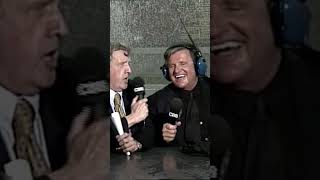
xmin=164 ymin=43 xmax=196 ymax=64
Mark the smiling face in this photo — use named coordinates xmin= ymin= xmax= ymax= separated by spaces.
xmin=167 ymin=49 xmax=198 ymax=91
xmin=211 ymin=0 xmax=280 ymax=90
xmin=110 ymin=49 xmax=132 ymax=92
xmin=0 ymin=0 xmax=68 ymax=95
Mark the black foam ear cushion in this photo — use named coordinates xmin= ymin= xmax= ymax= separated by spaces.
xmin=160 ymin=64 xmax=171 ymax=81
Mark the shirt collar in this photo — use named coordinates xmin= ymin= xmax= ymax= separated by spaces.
xmin=0 ymin=85 xmax=40 ymax=127
xmin=110 ymin=89 xmax=123 ymax=101
xmin=0 ymin=86 xmax=18 ymax=126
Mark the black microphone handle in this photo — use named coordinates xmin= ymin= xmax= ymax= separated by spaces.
xmin=137 ymin=93 xmax=144 ymax=101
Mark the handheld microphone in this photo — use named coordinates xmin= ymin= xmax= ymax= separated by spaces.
xmin=168 ymin=98 xmax=183 ymax=125
xmin=131 ymin=76 xmax=145 ymax=100
xmin=63 ymin=47 xmax=108 ymax=125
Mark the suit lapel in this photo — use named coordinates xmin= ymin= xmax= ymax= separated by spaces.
xmin=39 ymin=90 xmax=68 ymax=171
xmin=122 ymin=91 xmax=132 ymax=115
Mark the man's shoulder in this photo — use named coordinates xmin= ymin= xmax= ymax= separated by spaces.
xmin=198 ymin=76 xmax=211 ymax=87
xmin=286 ymin=47 xmax=320 ymax=72
xmin=148 ymin=83 xmax=175 ymax=100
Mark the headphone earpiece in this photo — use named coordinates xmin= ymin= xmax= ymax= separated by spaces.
xmin=193 ymin=50 xmax=207 ymax=77
xmin=160 ymin=64 xmax=171 ymax=81
xmin=269 ymin=0 xmax=310 ymax=47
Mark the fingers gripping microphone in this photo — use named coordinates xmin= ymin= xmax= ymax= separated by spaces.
xmin=168 ymin=98 xmax=183 ymax=125
xmin=131 ymin=77 xmax=145 ymax=100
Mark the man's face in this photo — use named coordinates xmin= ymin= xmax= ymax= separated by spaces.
xmin=0 ymin=0 xmax=68 ymax=95
xmin=110 ymin=50 xmax=132 ymax=92
xmin=211 ymin=0 xmax=276 ymax=86
xmin=168 ymin=49 xmax=198 ymax=91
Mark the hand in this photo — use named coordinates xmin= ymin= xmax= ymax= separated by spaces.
xmin=126 ymin=96 xmax=149 ymax=127
xmin=162 ymin=121 xmax=181 ymax=143
xmin=116 ymin=132 xmax=140 ymax=153
xmin=49 ymin=107 xmax=109 ymax=180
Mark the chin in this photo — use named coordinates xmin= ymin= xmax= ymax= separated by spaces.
xmin=38 ymin=74 xmax=56 ymax=90
xmin=213 ymin=69 xmax=245 ymax=85
xmin=121 ymin=84 xmax=128 ymax=90
xmin=173 ymin=83 xmax=186 ymax=89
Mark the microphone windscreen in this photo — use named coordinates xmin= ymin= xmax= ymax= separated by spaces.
xmin=130 ymin=76 xmax=145 ymax=100
xmin=169 ymin=97 xmax=183 ymax=115
xmin=168 ymin=97 xmax=183 ymax=124
xmin=131 ymin=76 xmax=145 ymax=87
xmin=69 ymin=47 xmax=108 ymax=105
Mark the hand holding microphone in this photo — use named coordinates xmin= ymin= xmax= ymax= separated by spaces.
xmin=162 ymin=121 xmax=181 ymax=143
xmin=125 ymin=76 xmax=149 ymax=127
xmin=125 ymin=96 xmax=149 ymax=127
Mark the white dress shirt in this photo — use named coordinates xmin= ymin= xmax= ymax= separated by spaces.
xmin=0 ymin=86 xmax=51 ymax=167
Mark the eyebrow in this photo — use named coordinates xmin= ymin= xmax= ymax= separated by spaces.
xmin=225 ymin=0 xmax=246 ymax=5
xmin=28 ymin=0 xmax=56 ymax=10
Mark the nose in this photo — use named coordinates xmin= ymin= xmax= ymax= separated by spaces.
xmin=57 ymin=10 xmax=69 ymax=36
xmin=127 ymin=64 xmax=132 ymax=74
xmin=211 ymin=2 xmax=224 ymax=40
xmin=47 ymin=7 xmax=69 ymax=37
xmin=173 ymin=64 xmax=182 ymax=74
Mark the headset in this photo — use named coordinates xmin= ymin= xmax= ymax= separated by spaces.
xmin=160 ymin=44 xmax=207 ymax=81
xmin=160 ymin=1 xmax=208 ymax=81
xmin=269 ymin=0 xmax=310 ymax=47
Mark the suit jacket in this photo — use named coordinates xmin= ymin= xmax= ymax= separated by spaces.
xmin=0 ymin=56 xmax=75 ymax=178
xmin=0 ymin=87 xmax=72 ymax=179
xmin=109 ymin=89 xmax=154 ymax=152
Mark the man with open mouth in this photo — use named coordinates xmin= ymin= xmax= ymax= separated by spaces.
xmin=109 ymin=43 xmax=152 ymax=155
xmin=211 ymin=0 xmax=320 ymax=180
xmin=148 ymin=43 xmax=211 ymax=156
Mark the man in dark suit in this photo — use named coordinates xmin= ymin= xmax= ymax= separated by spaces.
xmin=109 ymin=43 xmax=154 ymax=154
xmin=0 ymin=0 xmax=108 ymax=179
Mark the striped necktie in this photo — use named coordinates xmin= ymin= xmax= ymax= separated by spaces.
xmin=114 ymin=93 xmax=126 ymax=118
xmin=12 ymin=98 xmax=50 ymax=177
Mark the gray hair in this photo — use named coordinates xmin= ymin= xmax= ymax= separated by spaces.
xmin=164 ymin=43 xmax=196 ymax=64
xmin=110 ymin=42 xmax=130 ymax=56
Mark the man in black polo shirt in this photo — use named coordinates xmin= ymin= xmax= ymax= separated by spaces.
xmin=211 ymin=0 xmax=320 ymax=179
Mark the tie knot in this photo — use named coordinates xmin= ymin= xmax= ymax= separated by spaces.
xmin=12 ymin=98 xmax=35 ymax=136
xmin=114 ymin=93 xmax=121 ymax=105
